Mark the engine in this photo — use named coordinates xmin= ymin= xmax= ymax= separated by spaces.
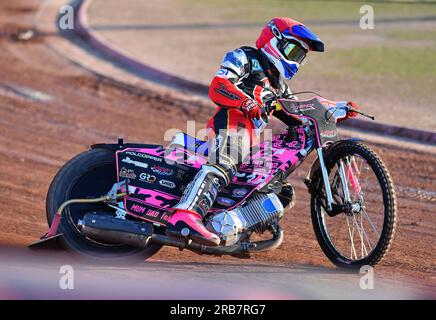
xmin=206 ymin=193 xmax=284 ymax=246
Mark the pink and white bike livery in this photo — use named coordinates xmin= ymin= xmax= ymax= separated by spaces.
xmin=33 ymin=96 xmax=397 ymax=269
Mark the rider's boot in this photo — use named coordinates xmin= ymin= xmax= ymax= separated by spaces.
xmin=165 ymin=164 xmax=230 ymax=246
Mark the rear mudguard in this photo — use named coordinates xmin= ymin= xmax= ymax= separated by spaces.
xmin=91 ymin=141 xmax=163 ymax=152
xmin=305 ymin=139 xmax=363 ymax=192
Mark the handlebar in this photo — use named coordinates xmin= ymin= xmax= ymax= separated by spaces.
xmin=258 ymin=98 xmax=376 ymax=123
xmin=347 ymin=107 xmax=375 ymax=120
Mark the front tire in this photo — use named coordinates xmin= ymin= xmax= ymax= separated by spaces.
xmin=46 ymin=148 xmax=162 ymax=262
xmin=311 ymin=141 xmax=397 ymax=269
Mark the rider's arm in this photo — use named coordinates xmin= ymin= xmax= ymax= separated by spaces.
xmin=208 ymin=49 xmax=252 ymax=108
xmin=269 ymin=77 xmax=301 ymax=126
xmin=278 ymin=77 xmax=297 ymax=100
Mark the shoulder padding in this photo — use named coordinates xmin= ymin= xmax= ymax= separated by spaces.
xmin=220 ymin=48 xmax=249 ymax=78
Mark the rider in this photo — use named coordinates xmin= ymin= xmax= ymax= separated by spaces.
xmin=166 ymin=17 xmax=326 ymax=246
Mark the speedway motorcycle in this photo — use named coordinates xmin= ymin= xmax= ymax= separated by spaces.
xmin=32 ymin=96 xmax=397 ymax=269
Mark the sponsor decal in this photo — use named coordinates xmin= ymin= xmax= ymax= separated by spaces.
xmin=145 ymin=209 xmax=160 ymax=218
xmin=121 ymin=156 xmax=148 ymax=169
xmin=139 ymin=173 xmax=156 ymax=183
xmin=151 ymin=165 xmax=174 ymax=176
xmin=269 ymin=21 xmax=283 ymax=40
xmin=159 ymin=179 xmax=176 ymax=189
xmin=232 ymin=188 xmax=249 ymax=198
xmin=214 ymin=83 xmax=241 ymax=101
xmin=125 ymin=151 xmax=162 ymax=162
xmin=130 ymin=204 xmax=146 ymax=214
xmin=119 ymin=167 xmax=136 ymax=179
xmin=294 ymin=103 xmax=315 ymax=111
xmin=216 ymin=197 xmax=236 ymax=207
xmin=320 ymin=130 xmax=337 ymax=138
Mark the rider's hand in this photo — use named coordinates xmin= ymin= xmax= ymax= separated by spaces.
xmin=346 ymin=101 xmax=360 ymax=118
xmin=240 ymin=98 xmax=262 ymax=119
xmin=264 ymin=99 xmax=278 ymax=115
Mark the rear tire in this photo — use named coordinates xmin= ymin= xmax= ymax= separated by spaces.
xmin=46 ymin=148 xmax=162 ymax=263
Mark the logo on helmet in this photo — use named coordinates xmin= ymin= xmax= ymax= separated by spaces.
xmin=269 ymin=23 xmax=283 ymax=40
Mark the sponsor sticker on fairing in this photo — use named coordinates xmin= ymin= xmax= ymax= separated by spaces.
xmin=151 ymin=165 xmax=174 ymax=176
xmin=159 ymin=179 xmax=176 ymax=189
xmin=232 ymin=188 xmax=249 ymax=198
xmin=320 ymin=130 xmax=337 ymax=138
xmin=119 ymin=167 xmax=136 ymax=179
xmin=125 ymin=151 xmax=162 ymax=162
xmin=216 ymin=197 xmax=236 ymax=207
xmin=121 ymin=157 xmax=148 ymax=169
xmin=294 ymin=103 xmax=315 ymax=111
xmin=139 ymin=173 xmax=156 ymax=183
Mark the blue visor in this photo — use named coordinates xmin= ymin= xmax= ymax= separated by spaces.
xmin=290 ymin=25 xmax=324 ymax=52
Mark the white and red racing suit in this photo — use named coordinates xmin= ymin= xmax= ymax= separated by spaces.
xmin=206 ymin=46 xmax=298 ymax=178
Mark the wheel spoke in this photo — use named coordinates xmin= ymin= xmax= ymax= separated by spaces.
xmin=352 ymin=213 xmax=369 ymax=257
xmin=362 ymin=208 xmax=381 ymax=239
xmin=345 ymin=215 xmax=358 ymax=260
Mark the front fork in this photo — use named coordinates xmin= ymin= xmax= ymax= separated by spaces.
xmin=317 ymin=147 xmax=334 ymax=211
xmin=317 ymin=148 xmax=361 ymax=212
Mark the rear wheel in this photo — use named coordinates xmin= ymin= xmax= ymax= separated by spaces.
xmin=311 ymin=141 xmax=397 ymax=269
xmin=46 ymin=148 xmax=162 ymax=263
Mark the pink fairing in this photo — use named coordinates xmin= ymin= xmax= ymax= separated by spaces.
xmin=127 ymin=187 xmax=179 ymax=208
xmin=164 ymin=147 xmax=207 ymax=168
xmin=137 ymin=146 xmax=208 ymax=168
xmin=135 ymin=147 xmax=165 ymax=156
xmin=277 ymin=127 xmax=306 ymax=171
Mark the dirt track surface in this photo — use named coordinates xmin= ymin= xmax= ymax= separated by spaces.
xmin=0 ymin=247 xmax=425 ymax=299
xmin=0 ymin=1 xmax=435 ymax=297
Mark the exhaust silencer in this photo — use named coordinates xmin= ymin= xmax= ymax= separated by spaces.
xmin=78 ymin=212 xmax=153 ymax=248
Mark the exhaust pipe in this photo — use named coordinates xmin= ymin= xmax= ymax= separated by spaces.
xmin=149 ymin=227 xmax=283 ymax=258
xmin=78 ymin=212 xmax=153 ymax=248
xmin=79 ymin=213 xmax=283 ymax=257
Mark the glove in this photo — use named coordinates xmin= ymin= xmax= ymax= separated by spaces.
xmin=240 ymin=98 xmax=262 ymax=119
xmin=346 ymin=101 xmax=360 ymax=118
xmin=264 ymin=98 xmax=278 ymax=115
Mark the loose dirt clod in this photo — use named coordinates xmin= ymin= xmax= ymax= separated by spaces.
xmin=16 ymin=29 xmax=34 ymax=41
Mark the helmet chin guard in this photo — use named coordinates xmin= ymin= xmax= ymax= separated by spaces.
xmin=261 ymin=38 xmax=300 ymax=80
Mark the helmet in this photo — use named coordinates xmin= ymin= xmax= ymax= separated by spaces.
xmin=256 ymin=17 xmax=324 ymax=80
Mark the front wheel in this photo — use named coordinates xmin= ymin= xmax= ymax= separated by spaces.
xmin=311 ymin=141 xmax=397 ymax=269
